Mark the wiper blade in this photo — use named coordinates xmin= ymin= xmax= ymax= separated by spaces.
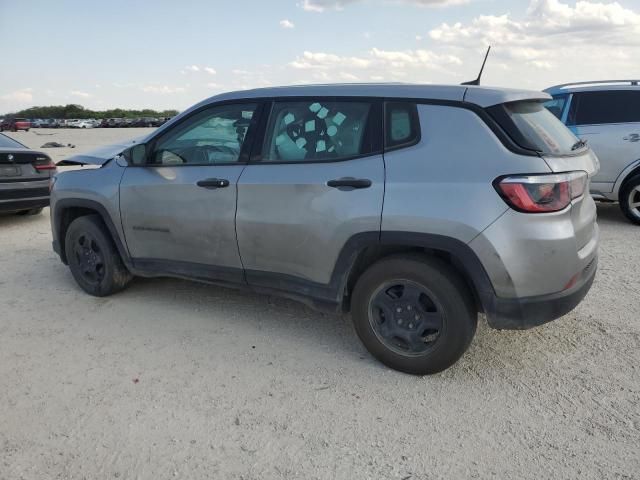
xmin=571 ymin=139 xmax=587 ymax=151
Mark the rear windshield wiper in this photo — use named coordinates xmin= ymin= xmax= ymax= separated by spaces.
xmin=571 ymin=139 xmax=587 ymax=151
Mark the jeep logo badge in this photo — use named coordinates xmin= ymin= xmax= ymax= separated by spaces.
xmin=7 ymin=154 xmax=13 ymax=161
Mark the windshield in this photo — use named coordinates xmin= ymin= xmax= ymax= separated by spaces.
xmin=0 ymin=134 xmax=26 ymax=149
xmin=499 ymin=101 xmax=581 ymax=155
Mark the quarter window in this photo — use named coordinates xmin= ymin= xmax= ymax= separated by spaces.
xmin=543 ymin=94 xmax=568 ymax=120
xmin=261 ymin=100 xmax=373 ymax=162
xmin=150 ymin=103 xmax=258 ymax=165
xmin=385 ymin=102 xmax=419 ymax=148
xmin=568 ymin=90 xmax=640 ymax=126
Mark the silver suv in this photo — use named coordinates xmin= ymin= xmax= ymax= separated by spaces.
xmin=544 ymin=80 xmax=640 ymax=224
xmin=50 ymin=84 xmax=599 ymax=374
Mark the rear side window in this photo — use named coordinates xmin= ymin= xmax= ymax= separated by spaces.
xmin=261 ymin=100 xmax=375 ymax=163
xmin=568 ymin=90 xmax=640 ymax=125
xmin=489 ymin=101 xmax=580 ymax=156
xmin=385 ymin=102 xmax=420 ymax=149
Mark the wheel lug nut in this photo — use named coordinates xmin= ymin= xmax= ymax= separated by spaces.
xmin=415 ymin=315 xmax=420 ymax=321
xmin=396 ymin=307 xmax=402 ymax=313
xmin=397 ymin=319 xmax=403 ymax=325
xmin=407 ymin=305 xmax=412 ymax=311
xmin=408 ymin=323 xmax=414 ymax=329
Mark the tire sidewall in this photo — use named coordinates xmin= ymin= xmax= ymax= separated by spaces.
xmin=620 ymin=175 xmax=640 ymax=225
xmin=351 ymin=255 xmax=477 ymax=375
xmin=65 ymin=217 xmax=119 ymax=296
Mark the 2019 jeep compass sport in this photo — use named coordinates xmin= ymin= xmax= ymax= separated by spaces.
xmin=50 ymin=83 xmax=599 ymax=374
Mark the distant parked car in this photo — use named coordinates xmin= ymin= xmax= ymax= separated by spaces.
xmin=0 ymin=118 xmax=31 ymax=132
xmin=544 ymin=80 xmax=640 ymax=224
xmin=76 ymin=120 xmax=95 ymax=129
xmin=0 ymin=133 xmax=56 ymax=215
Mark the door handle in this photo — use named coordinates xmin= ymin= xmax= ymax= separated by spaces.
xmin=197 ymin=178 xmax=230 ymax=189
xmin=327 ymin=177 xmax=372 ymax=190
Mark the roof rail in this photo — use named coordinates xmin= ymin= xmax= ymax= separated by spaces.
xmin=551 ymin=80 xmax=640 ymax=90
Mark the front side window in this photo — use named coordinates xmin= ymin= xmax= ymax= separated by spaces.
xmin=568 ymin=90 xmax=640 ymax=126
xmin=261 ymin=100 xmax=372 ymax=162
xmin=543 ymin=94 xmax=568 ymax=120
xmin=150 ymin=103 xmax=257 ymax=165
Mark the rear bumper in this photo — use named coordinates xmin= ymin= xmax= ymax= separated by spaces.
xmin=485 ymin=256 xmax=597 ymax=330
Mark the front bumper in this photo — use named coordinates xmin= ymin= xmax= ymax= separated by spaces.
xmin=485 ymin=256 xmax=597 ymax=330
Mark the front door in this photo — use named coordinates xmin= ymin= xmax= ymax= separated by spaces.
xmin=119 ymin=102 xmax=261 ymax=282
xmin=236 ymin=98 xmax=384 ymax=299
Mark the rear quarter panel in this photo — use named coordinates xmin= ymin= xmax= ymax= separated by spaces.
xmin=382 ymin=104 xmax=551 ymax=242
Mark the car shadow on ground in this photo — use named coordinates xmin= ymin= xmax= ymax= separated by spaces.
xmin=595 ymin=201 xmax=635 ymax=227
xmin=0 ymin=211 xmax=46 ymax=226
xmin=43 ymin=202 xmax=631 ymax=377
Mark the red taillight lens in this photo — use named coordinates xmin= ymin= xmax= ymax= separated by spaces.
xmin=495 ymin=172 xmax=587 ymax=213
xmin=34 ymin=156 xmax=56 ymax=171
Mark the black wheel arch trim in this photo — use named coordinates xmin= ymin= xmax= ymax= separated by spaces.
xmin=52 ymin=198 xmax=132 ymax=268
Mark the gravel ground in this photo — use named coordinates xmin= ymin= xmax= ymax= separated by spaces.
xmin=1 ymin=129 xmax=639 ymax=479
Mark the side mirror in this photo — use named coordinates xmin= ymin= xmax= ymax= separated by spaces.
xmin=127 ymin=143 xmax=147 ymax=165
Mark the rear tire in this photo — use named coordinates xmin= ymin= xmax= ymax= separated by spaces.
xmin=351 ymin=254 xmax=477 ymax=375
xmin=619 ymin=174 xmax=640 ymax=225
xmin=65 ymin=215 xmax=133 ymax=296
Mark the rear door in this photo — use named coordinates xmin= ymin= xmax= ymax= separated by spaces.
xmin=236 ymin=98 xmax=384 ymax=298
xmin=567 ymin=89 xmax=640 ymax=190
xmin=119 ymin=102 xmax=262 ymax=282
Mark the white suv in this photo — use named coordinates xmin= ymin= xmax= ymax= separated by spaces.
xmin=544 ymin=80 xmax=640 ymax=224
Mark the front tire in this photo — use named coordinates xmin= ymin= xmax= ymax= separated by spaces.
xmin=65 ymin=215 xmax=132 ymax=296
xmin=351 ymin=254 xmax=477 ymax=375
xmin=619 ymin=174 xmax=640 ymax=225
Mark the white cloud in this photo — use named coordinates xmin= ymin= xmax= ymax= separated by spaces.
xmin=299 ymin=0 xmax=468 ymax=12
xmin=289 ymin=48 xmax=461 ymax=79
xmin=290 ymin=51 xmax=372 ymax=69
xmin=426 ymin=0 xmax=640 ymax=85
xmin=279 ymin=19 xmax=295 ymax=29
xmin=141 ymin=85 xmax=187 ymax=94
xmin=185 ymin=65 xmax=200 ymax=72
xmin=1 ymin=88 xmax=33 ymax=104
xmin=204 ymin=67 xmax=217 ymax=75
xmin=70 ymin=90 xmax=91 ymax=98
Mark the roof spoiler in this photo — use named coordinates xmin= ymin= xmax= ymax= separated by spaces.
xmin=461 ymin=46 xmax=491 ymax=86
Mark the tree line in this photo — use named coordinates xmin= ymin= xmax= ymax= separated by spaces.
xmin=4 ymin=104 xmax=180 ymax=119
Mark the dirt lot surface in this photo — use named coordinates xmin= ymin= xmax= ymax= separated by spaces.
xmin=1 ymin=129 xmax=639 ymax=479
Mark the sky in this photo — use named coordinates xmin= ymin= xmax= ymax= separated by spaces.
xmin=1 ymin=0 xmax=640 ymax=113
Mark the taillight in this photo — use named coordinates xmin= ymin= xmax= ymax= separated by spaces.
xmin=495 ymin=172 xmax=587 ymax=213
xmin=34 ymin=156 xmax=56 ymax=171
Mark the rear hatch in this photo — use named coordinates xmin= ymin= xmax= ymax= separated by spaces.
xmin=488 ymin=100 xmax=599 ymax=250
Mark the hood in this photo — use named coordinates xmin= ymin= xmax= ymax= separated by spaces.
xmin=56 ymin=135 xmax=147 ymax=166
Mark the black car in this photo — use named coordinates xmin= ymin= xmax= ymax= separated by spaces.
xmin=0 ymin=133 xmax=56 ymax=215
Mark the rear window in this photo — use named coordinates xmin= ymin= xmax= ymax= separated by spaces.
xmin=568 ymin=90 xmax=640 ymax=125
xmin=490 ymin=101 xmax=580 ymax=156
xmin=0 ymin=134 xmax=26 ymax=149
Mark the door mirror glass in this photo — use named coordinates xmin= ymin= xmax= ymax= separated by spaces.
xmin=129 ymin=143 xmax=147 ymax=165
